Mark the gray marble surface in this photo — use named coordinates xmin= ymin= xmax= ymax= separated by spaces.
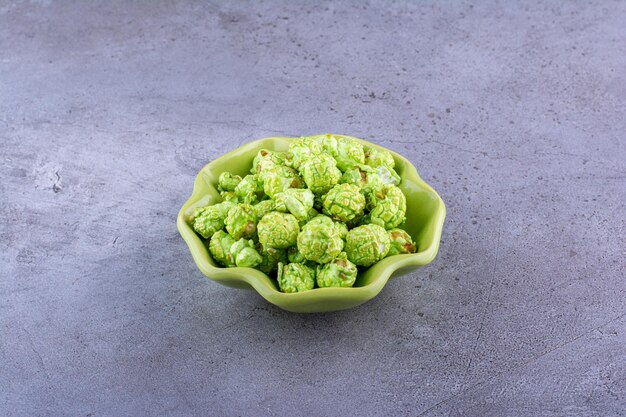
xmin=1 ymin=1 xmax=625 ymax=416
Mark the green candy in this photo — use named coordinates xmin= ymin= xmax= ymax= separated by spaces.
xmin=364 ymin=147 xmax=395 ymax=169
xmin=274 ymin=188 xmax=315 ymax=222
xmin=368 ymin=185 xmax=406 ymax=229
xmin=287 ymin=246 xmax=306 ymax=263
xmin=256 ymin=244 xmax=287 ymax=274
xmin=285 ymin=136 xmax=323 ymax=170
xmin=257 ymin=211 xmax=300 ymax=249
xmin=217 ymin=172 xmax=242 ymax=192
xmin=277 ymin=262 xmax=316 ymax=293
xmin=319 ymin=134 xmax=365 ymax=171
xmin=208 ymin=230 xmax=236 ymax=267
xmin=225 ymin=204 xmax=258 ymax=240
xmin=262 ymin=165 xmax=304 ymax=198
xmin=193 ymin=136 xmax=415 ymax=290
xmin=300 ymin=154 xmax=342 ymax=195
xmin=252 ymin=199 xmax=275 ymax=219
xmin=220 ymin=191 xmax=239 ymax=203
xmin=387 ymin=228 xmax=417 ymax=256
xmin=322 ymin=183 xmax=366 ymax=223
xmin=316 ymin=252 xmax=358 ymax=288
xmin=230 ymin=238 xmax=263 ymax=268
xmin=375 ymin=165 xmax=401 ymax=186
xmin=345 ymin=224 xmax=390 ymax=266
xmin=340 ymin=164 xmax=384 ymax=195
xmin=234 ymin=174 xmax=263 ymax=204
xmin=297 ymin=215 xmax=344 ymax=263
xmin=368 ymin=199 xmax=404 ymax=230
xmin=251 ymin=149 xmax=286 ymax=175
xmin=192 ymin=201 xmax=235 ymax=238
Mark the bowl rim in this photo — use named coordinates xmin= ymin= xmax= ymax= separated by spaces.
xmin=177 ymin=134 xmax=446 ymax=305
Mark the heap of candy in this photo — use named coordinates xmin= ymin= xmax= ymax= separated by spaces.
xmin=191 ymin=135 xmax=417 ymax=292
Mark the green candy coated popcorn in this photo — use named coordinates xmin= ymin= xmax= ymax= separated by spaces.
xmin=375 ymin=165 xmax=401 ymax=186
xmin=340 ymin=164 xmax=384 ymax=195
xmin=345 ymin=224 xmax=390 ymax=266
xmin=230 ymin=238 xmax=263 ymax=268
xmin=234 ymin=174 xmax=263 ymax=204
xmin=257 ymin=212 xmax=300 ymax=249
xmin=387 ymin=228 xmax=417 ymax=256
xmin=192 ymin=201 xmax=235 ymax=238
xmin=368 ymin=185 xmax=406 ymax=229
xmin=218 ymin=172 xmax=242 ymax=192
xmin=300 ymin=154 xmax=342 ymax=195
xmin=193 ymin=136 xmax=415 ymax=282
xmin=255 ymin=243 xmax=287 ymax=274
xmin=251 ymin=149 xmax=286 ymax=175
xmin=287 ymin=246 xmax=306 ymax=263
xmin=319 ymin=134 xmax=365 ymax=171
xmin=368 ymin=200 xmax=404 ymax=229
xmin=277 ymin=262 xmax=316 ymax=293
xmin=364 ymin=147 xmax=395 ymax=169
xmin=274 ymin=188 xmax=315 ymax=222
xmin=297 ymin=215 xmax=344 ymax=263
xmin=262 ymin=165 xmax=304 ymax=198
xmin=225 ymin=204 xmax=258 ymax=240
xmin=252 ymin=199 xmax=275 ymax=219
xmin=285 ymin=137 xmax=322 ymax=170
xmin=372 ymin=183 xmax=405 ymax=208
xmin=316 ymin=252 xmax=358 ymax=288
xmin=208 ymin=230 xmax=236 ymax=267
xmin=322 ymin=183 xmax=366 ymax=222
xmin=220 ymin=191 xmax=239 ymax=203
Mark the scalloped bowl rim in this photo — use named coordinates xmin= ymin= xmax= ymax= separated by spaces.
xmin=177 ymin=134 xmax=446 ymax=312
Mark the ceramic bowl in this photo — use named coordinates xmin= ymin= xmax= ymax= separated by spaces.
xmin=177 ymin=134 xmax=445 ymax=313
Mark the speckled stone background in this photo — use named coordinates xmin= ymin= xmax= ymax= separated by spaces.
xmin=1 ymin=1 xmax=625 ymax=416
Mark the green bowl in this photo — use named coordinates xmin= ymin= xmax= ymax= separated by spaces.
xmin=177 ymin=134 xmax=446 ymax=313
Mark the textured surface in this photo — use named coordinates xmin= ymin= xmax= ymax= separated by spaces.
xmin=1 ymin=1 xmax=625 ymax=416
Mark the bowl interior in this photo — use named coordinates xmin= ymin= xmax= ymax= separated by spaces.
xmin=177 ymin=135 xmax=445 ymax=312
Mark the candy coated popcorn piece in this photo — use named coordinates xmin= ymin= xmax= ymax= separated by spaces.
xmin=230 ymin=238 xmax=263 ymax=268
xmin=316 ymin=252 xmax=358 ymax=288
xmin=322 ymin=183 xmax=366 ymax=223
xmin=261 ymin=165 xmax=304 ymax=198
xmin=252 ymin=199 xmax=275 ymax=219
xmin=300 ymin=154 xmax=342 ymax=195
xmin=192 ymin=201 xmax=235 ymax=238
xmin=345 ymin=224 xmax=391 ymax=266
xmin=387 ymin=228 xmax=417 ymax=256
xmin=251 ymin=149 xmax=286 ymax=175
xmin=319 ymin=134 xmax=365 ymax=171
xmin=255 ymin=243 xmax=287 ymax=274
xmin=277 ymin=262 xmax=316 ymax=293
xmin=225 ymin=204 xmax=258 ymax=240
xmin=297 ymin=215 xmax=344 ymax=263
xmin=274 ymin=188 xmax=315 ymax=222
xmin=208 ymin=230 xmax=236 ymax=267
xmin=285 ymin=137 xmax=323 ymax=170
xmin=368 ymin=185 xmax=406 ymax=229
xmin=217 ymin=172 xmax=242 ymax=192
xmin=234 ymin=174 xmax=263 ymax=204
xmin=257 ymin=211 xmax=300 ymax=249
xmin=364 ymin=147 xmax=395 ymax=169
xmin=340 ymin=164 xmax=384 ymax=195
